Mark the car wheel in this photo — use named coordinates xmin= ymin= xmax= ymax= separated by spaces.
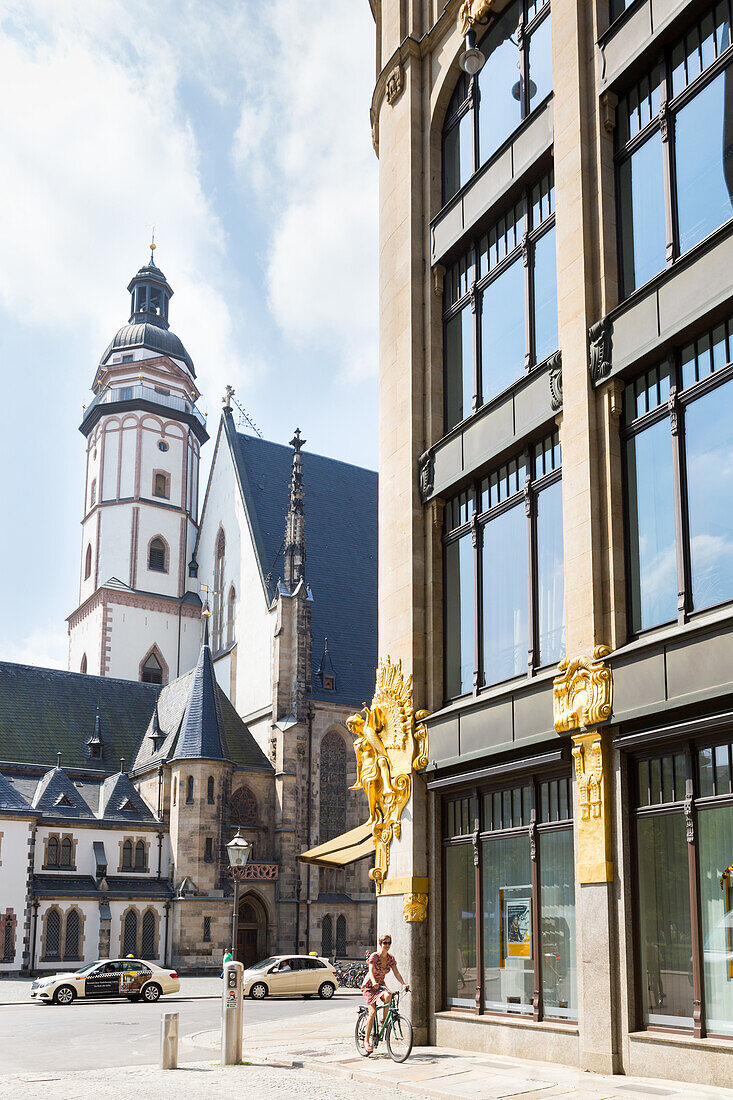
xmin=318 ymin=981 xmax=336 ymax=1000
xmin=53 ymin=985 xmax=75 ymax=1006
xmin=141 ymin=983 xmax=161 ymax=1003
xmin=250 ymin=982 xmax=268 ymax=1000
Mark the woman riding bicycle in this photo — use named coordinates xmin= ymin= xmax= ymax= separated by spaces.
xmin=361 ymin=933 xmax=409 ymax=1053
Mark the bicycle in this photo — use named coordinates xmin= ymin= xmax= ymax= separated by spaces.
xmin=354 ymin=989 xmax=413 ymax=1063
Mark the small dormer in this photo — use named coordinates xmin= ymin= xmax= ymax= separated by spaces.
xmin=316 ymin=637 xmax=337 ymax=692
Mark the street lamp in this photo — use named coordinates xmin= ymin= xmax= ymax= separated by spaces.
xmin=226 ymin=830 xmax=252 ymax=959
xmin=460 ymin=28 xmax=485 ymax=75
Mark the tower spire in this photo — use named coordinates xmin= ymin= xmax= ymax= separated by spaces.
xmin=283 ymin=429 xmax=307 ymax=590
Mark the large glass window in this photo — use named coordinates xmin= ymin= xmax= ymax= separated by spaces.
xmin=616 ymin=3 xmax=733 ymax=299
xmin=443 ymin=171 xmax=557 ymax=432
xmin=443 ymin=773 xmax=575 ymax=1021
xmin=443 ymin=0 xmax=552 ymax=204
xmin=622 ymin=318 xmax=733 ymax=633
xmin=634 ymin=738 xmax=733 ymax=1036
xmin=443 ymin=431 xmax=563 ymax=700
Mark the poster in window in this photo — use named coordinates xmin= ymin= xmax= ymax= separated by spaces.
xmin=505 ymin=897 xmax=532 ymax=960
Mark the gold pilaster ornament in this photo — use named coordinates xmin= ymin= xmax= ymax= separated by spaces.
xmin=553 ymin=646 xmax=614 ymax=884
xmin=347 ymin=657 xmax=429 ymax=894
xmin=402 ymin=893 xmax=428 ymax=922
xmin=459 ymin=0 xmax=495 ymax=35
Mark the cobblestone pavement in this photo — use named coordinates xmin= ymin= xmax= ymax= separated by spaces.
xmin=0 ymin=1058 xmax=433 ymax=1100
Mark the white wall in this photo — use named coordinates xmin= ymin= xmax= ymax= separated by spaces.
xmin=0 ymin=818 xmax=32 ymax=971
xmin=34 ymin=826 xmax=169 ymax=880
xmin=68 ymin=602 xmax=104 ymax=676
xmin=106 ymin=600 xmax=201 ymax=683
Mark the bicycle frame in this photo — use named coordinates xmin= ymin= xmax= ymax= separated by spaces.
xmin=362 ymin=990 xmax=403 ymax=1045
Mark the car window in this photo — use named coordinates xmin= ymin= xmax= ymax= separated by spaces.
xmin=301 ymin=959 xmax=319 ymax=969
xmin=122 ymin=961 xmax=148 ymax=972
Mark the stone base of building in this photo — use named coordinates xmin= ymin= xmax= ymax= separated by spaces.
xmin=434 ymin=1012 xmax=580 ymax=1066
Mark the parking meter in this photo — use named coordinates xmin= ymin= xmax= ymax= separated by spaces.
xmin=221 ymin=960 xmax=244 ymax=1065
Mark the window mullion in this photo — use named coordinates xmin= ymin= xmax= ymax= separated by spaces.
xmin=529 ymin=782 xmax=542 ymax=1021
xmin=473 ymin=793 xmax=484 ymax=1015
xmin=685 ymin=748 xmax=706 ymax=1038
xmin=471 ymin=513 xmax=482 ymax=694
xmin=525 ymin=469 xmax=537 ymax=674
xmin=667 ymin=358 xmax=689 ymax=624
xmin=658 ymin=56 xmax=677 ymax=264
xmin=472 ymin=281 xmax=481 ymax=412
xmin=471 ymin=77 xmax=480 ymax=176
xmin=523 ymin=197 xmax=534 ymax=372
xmin=518 ymin=16 xmax=529 ymax=119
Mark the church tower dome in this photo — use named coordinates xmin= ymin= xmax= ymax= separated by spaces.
xmin=67 ymin=246 xmax=208 ymax=685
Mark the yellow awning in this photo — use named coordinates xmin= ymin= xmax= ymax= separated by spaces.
xmin=298 ymin=822 xmax=373 ymax=869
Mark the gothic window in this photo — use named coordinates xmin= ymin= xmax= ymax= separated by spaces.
xmin=207 ymin=776 xmax=215 ymax=804
xmin=227 ymin=586 xmax=236 ymax=646
xmin=45 ymin=907 xmax=61 ymax=959
xmin=122 ymin=839 xmax=133 ymax=870
xmin=321 ymin=914 xmax=333 ymax=958
xmin=123 ymin=910 xmax=138 ymax=956
xmin=172 ymin=777 xmax=177 ymax=806
xmin=319 ymin=732 xmax=347 ymax=842
xmin=141 ymin=652 xmax=163 ymax=684
xmin=64 ymin=909 xmax=81 ymax=960
xmin=148 ymin=537 xmax=167 ymax=573
xmin=141 ymin=910 xmax=156 ymax=958
xmin=84 ymin=544 xmax=92 ymax=580
xmin=80 ymin=654 xmax=87 ymax=674
xmin=60 ymin=837 xmax=73 ymax=869
xmin=204 ymin=837 xmax=214 ymax=862
xmin=203 ymin=916 xmax=211 ymax=943
xmin=153 ymin=472 xmax=169 ymax=499
xmin=336 ymin=915 xmax=347 ymax=957
xmin=187 ymin=776 xmax=194 ymax=804
xmin=134 ymin=840 xmax=146 ymax=871
xmin=90 ymin=479 xmax=96 ymax=506
xmin=230 ymin=785 xmax=258 ymax=829
xmin=2 ymin=912 xmax=14 ymax=962
xmin=213 ymin=528 xmax=226 ymax=650
xmin=47 ymin=836 xmax=59 ymax=868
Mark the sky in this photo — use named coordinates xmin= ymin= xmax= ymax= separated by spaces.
xmin=0 ymin=0 xmax=379 ymax=670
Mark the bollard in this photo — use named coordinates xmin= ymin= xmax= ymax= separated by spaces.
xmin=221 ymin=960 xmax=244 ymax=1065
xmin=160 ymin=1011 xmax=179 ymax=1070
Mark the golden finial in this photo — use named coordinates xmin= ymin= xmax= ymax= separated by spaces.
xmin=147 ymin=224 xmax=157 ymax=264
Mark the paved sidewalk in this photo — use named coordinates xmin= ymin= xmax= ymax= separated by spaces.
xmin=187 ymin=1009 xmax=733 ymax=1100
xmin=0 ymin=975 xmax=224 ymax=1005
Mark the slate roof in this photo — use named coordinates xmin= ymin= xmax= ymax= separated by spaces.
xmin=32 ymin=768 xmax=95 ymax=818
xmin=0 ymin=770 xmax=31 ymax=812
xmin=98 ymin=772 xmax=157 ymax=822
xmin=224 ymin=411 xmax=378 ymax=707
xmin=0 ymin=662 xmax=161 ymax=772
xmin=173 ymin=629 xmax=228 ymax=762
xmin=132 ymin=641 xmax=271 ymax=774
xmin=33 ymin=874 xmax=172 ymax=899
xmin=100 ymin=322 xmax=195 ymax=375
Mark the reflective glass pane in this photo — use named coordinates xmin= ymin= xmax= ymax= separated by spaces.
xmin=536 ymin=479 xmax=565 ymax=666
xmin=540 ymin=829 xmax=577 ymax=1020
xmin=445 ymin=306 xmax=474 ymax=430
xmin=481 ymin=259 xmax=526 ymax=400
xmin=625 ymin=419 xmax=677 ymax=631
xmin=483 ymin=833 xmax=533 ymax=1014
xmin=445 ymin=536 xmax=474 ymax=697
xmin=443 ymin=111 xmax=473 ymax=204
xmin=716 ymin=743 xmax=732 ymax=794
xmin=445 ymin=844 xmax=477 ymax=1008
xmin=700 ymin=745 xmax=715 ymax=796
xmin=618 ymin=133 xmax=667 ymax=296
xmin=686 ymin=381 xmax=733 ymax=611
xmin=533 ymin=226 xmax=558 ymax=364
xmin=477 ymin=1 xmax=522 ymax=166
xmin=676 ymin=70 xmax=733 ymax=255
xmin=636 ymin=813 xmax=693 ymax=1027
xmin=698 ymin=804 xmax=733 ymax=1035
xmin=482 ymin=505 xmax=529 ymax=684
xmin=528 ymin=12 xmax=552 ymax=111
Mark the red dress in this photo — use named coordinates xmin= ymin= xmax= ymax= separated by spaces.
xmin=361 ymin=951 xmax=396 ymax=1006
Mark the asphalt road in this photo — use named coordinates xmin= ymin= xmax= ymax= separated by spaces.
xmin=0 ymin=991 xmax=351 ymax=1074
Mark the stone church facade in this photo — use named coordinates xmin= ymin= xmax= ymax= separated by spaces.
xmin=0 ymin=254 xmax=377 ymax=973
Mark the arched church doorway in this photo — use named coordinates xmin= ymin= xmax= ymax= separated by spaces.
xmin=236 ymin=893 xmax=267 ymax=968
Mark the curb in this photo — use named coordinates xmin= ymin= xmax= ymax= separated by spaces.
xmin=257 ymin=1053 xmax=472 ymax=1100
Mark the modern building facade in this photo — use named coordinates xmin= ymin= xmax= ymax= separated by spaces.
xmin=369 ymin=0 xmax=733 ymax=1086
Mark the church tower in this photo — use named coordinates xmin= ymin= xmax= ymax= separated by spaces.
xmin=67 ymin=246 xmax=208 ymax=684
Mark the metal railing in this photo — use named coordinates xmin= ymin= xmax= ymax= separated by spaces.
xmin=82 ymin=383 xmax=206 ymax=428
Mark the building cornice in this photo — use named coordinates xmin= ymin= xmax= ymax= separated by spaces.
xmin=67 ymin=586 xmax=201 ymax=631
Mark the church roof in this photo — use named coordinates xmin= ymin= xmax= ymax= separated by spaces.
xmin=223 ymin=412 xmax=378 ymax=707
xmin=0 ymin=770 xmax=31 ymax=812
xmin=172 ymin=630 xmax=228 ymax=762
xmin=100 ymin=321 xmax=195 ymax=376
xmin=0 ymin=662 xmax=161 ymax=772
xmin=97 ymin=771 xmax=157 ymax=821
xmin=32 ymin=767 xmax=95 ymax=818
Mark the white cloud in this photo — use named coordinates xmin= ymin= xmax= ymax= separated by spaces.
xmin=0 ymin=1 xmax=249 ymax=402
xmin=233 ymin=0 xmax=378 ymax=384
xmin=1 ymin=626 xmax=68 ymax=670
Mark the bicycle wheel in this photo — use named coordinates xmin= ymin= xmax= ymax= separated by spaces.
xmin=354 ymin=1011 xmax=371 ymax=1057
xmin=386 ymin=1013 xmax=413 ymax=1062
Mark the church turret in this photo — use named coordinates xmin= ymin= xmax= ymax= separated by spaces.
xmin=67 ymin=247 xmax=207 ymax=684
xmin=283 ymin=429 xmax=306 ymax=590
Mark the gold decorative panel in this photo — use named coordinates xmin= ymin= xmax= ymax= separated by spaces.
xmin=459 ymin=0 xmax=496 ymax=35
xmin=402 ymin=893 xmax=428 ymax=922
xmin=553 ymin=645 xmax=613 ymax=733
xmin=572 ymin=731 xmax=613 ymax=883
xmin=347 ymin=656 xmax=429 ymax=894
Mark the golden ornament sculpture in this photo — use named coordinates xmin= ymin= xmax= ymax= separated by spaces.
xmin=553 ymin=647 xmax=614 ymax=884
xmin=402 ymin=893 xmax=428 ymax=923
xmin=552 ymin=645 xmax=613 ymax=733
xmin=347 ymin=656 xmax=429 ymax=894
xmin=459 ymin=0 xmax=495 ymax=35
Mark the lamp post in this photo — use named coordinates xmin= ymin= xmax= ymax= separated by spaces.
xmin=226 ymin=830 xmax=252 ymax=960
xmin=460 ymin=27 xmax=485 ymax=75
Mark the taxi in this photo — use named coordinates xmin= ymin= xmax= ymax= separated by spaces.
xmin=242 ymin=954 xmax=337 ymax=999
xmin=30 ymin=958 xmax=180 ymax=1005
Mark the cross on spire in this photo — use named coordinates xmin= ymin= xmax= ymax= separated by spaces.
xmin=290 ymin=428 xmax=306 ymax=453
xmin=223 ymin=385 xmax=235 ymax=409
